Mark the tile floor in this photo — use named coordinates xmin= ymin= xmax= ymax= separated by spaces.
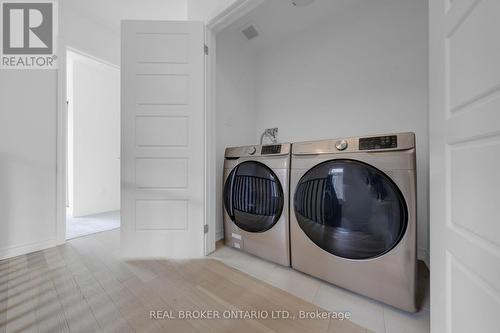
xmin=66 ymin=210 xmax=120 ymax=240
xmin=210 ymin=245 xmax=430 ymax=333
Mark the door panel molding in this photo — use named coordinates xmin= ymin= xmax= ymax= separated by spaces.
xmin=121 ymin=21 xmax=205 ymax=259
xmin=430 ymin=0 xmax=500 ymax=331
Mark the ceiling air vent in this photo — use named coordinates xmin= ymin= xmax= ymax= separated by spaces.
xmin=241 ymin=25 xmax=259 ymax=40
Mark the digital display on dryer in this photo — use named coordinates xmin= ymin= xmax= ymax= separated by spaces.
xmin=261 ymin=145 xmax=281 ymax=155
xmin=359 ymin=135 xmax=397 ymax=150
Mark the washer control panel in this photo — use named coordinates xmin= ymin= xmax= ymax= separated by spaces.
xmin=359 ymin=135 xmax=397 ymax=150
xmin=261 ymin=144 xmax=281 ymax=155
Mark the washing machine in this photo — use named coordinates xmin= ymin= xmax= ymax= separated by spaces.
xmin=290 ymin=133 xmax=417 ymax=312
xmin=223 ymin=143 xmax=291 ymax=266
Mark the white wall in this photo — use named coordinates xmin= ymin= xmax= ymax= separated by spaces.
xmin=188 ymin=0 xmax=237 ymax=22
xmin=0 ymin=70 xmax=58 ymax=259
xmin=215 ymin=28 xmax=258 ymax=239
xmin=65 ymin=0 xmax=188 ymax=34
xmin=0 ymin=1 xmax=188 ymax=260
xmin=68 ymin=52 xmax=120 ymax=217
xmin=254 ymin=0 xmax=429 ymax=263
xmin=62 ymin=0 xmax=189 ymax=64
xmin=61 ymin=5 xmax=121 ymax=66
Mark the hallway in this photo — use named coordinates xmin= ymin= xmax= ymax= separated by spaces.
xmin=66 ymin=211 xmax=120 ymax=240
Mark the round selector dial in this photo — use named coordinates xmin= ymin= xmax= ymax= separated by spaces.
xmin=335 ymin=139 xmax=348 ymax=151
xmin=248 ymin=146 xmax=257 ymax=155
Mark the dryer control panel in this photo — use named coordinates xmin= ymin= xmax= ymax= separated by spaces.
xmin=359 ymin=135 xmax=397 ymax=150
xmin=261 ymin=145 xmax=282 ymax=155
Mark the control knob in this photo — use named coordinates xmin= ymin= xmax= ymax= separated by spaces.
xmin=248 ymin=146 xmax=257 ymax=155
xmin=335 ymin=139 xmax=348 ymax=151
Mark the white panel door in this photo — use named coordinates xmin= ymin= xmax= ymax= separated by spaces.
xmin=430 ymin=1 xmax=500 ymax=332
xmin=72 ymin=59 xmax=120 ymax=217
xmin=121 ymin=21 xmax=205 ymax=258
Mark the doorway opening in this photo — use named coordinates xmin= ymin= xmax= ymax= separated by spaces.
xmin=65 ymin=48 xmax=121 ymax=240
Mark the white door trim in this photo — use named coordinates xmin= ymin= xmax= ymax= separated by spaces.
xmin=204 ymin=27 xmax=216 ymax=255
xmin=207 ymin=0 xmax=265 ymax=33
xmin=67 ymin=46 xmax=120 ymax=70
xmin=56 ymin=9 xmax=67 ymax=246
xmin=202 ymin=0 xmax=266 ymax=253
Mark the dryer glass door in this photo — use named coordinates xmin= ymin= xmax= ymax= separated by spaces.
xmin=294 ymin=159 xmax=408 ymax=259
xmin=224 ymin=161 xmax=284 ymax=233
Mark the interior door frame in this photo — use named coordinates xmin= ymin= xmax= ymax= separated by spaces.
xmin=204 ymin=0 xmax=266 ymax=251
xmin=56 ymin=31 xmax=217 ymax=253
xmin=56 ymin=21 xmax=67 ymax=246
xmin=56 ymin=44 xmax=120 ymax=243
xmin=56 ymin=0 xmax=266 ymax=254
xmin=67 ymin=47 xmax=120 ymax=218
xmin=202 ymin=0 xmax=266 ymax=254
xmin=206 ymin=0 xmax=265 ymax=33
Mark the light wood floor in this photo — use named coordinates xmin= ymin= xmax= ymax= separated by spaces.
xmin=0 ymin=230 xmax=368 ymax=333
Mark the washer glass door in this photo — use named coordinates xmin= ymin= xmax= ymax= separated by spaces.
xmin=224 ymin=161 xmax=284 ymax=233
xmin=294 ymin=159 xmax=408 ymax=259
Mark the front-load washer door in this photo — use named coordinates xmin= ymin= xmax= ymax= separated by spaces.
xmin=293 ymin=159 xmax=408 ymax=260
xmin=224 ymin=161 xmax=284 ymax=233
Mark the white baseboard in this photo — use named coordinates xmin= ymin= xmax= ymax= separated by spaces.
xmin=418 ymin=248 xmax=429 ymax=269
xmin=0 ymin=239 xmax=58 ymax=261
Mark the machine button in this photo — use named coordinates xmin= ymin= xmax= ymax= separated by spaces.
xmin=335 ymin=140 xmax=348 ymax=151
xmin=248 ymin=146 xmax=257 ymax=155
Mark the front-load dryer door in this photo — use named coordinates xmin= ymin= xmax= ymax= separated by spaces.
xmin=224 ymin=161 xmax=284 ymax=233
xmin=293 ymin=159 xmax=408 ymax=260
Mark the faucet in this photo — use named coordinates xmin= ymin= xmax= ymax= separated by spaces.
xmin=260 ymin=128 xmax=278 ymax=145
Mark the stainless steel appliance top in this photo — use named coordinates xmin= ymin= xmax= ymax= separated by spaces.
xmin=225 ymin=143 xmax=291 ymax=158
xmin=292 ymin=132 xmax=415 ymax=155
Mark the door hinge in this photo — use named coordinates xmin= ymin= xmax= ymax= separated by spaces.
xmin=204 ymin=44 xmax=209 ymax=55
xmin=204 ymin=224 xmax=209 ymax=234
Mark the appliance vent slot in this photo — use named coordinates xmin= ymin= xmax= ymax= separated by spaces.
xmin=241 ymin=25 xmax=259 ymax=40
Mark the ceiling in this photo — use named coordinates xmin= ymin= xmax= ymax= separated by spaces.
xmin=62 ymin=0 xmax=371 ymax=48
xmin=63 ymin=0 xmax=188 ymax=34
xmin=225 ymin=0 xmax=367 ymax=50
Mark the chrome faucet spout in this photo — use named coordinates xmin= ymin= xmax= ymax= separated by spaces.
xmin=260 ymin=128 xmax=278 ymax=145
